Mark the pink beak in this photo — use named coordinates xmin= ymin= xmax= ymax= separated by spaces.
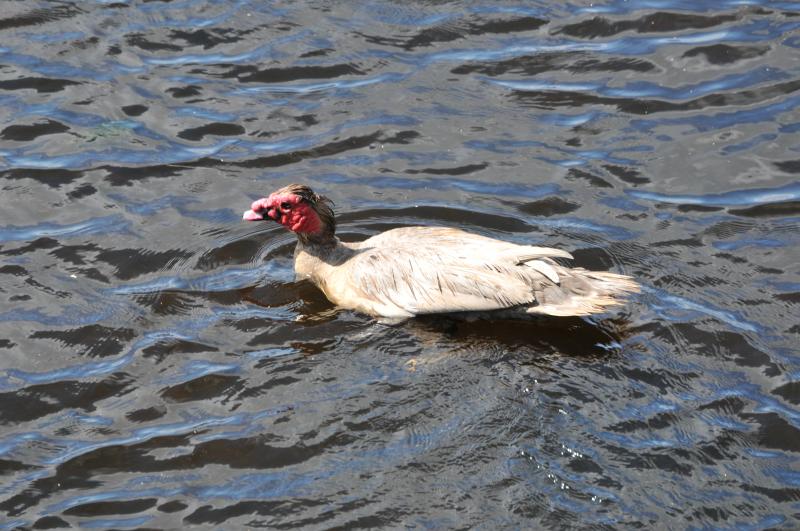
xmin=243 ymin=209 xmax=263 ymax=221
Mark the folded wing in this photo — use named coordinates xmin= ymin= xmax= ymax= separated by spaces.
xmin=339 ymin=227 xmax=568 ymax=317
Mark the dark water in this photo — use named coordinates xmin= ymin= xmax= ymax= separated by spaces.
xmin=1 ymin=1 xmax=799 ymax=528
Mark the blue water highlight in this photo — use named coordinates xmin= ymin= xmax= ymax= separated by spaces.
xmin=0 ymin=215 xmax=131 ymax=243
xmin=627 ymin=182 xmax=800 ymax=207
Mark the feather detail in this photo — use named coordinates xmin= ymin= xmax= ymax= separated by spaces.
xmin=507 ymin=246 xmax=574 ymax=262
xmin=525 ymin=259 xmax=561 ymax=284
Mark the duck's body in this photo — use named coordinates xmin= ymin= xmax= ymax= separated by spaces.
xmin=244 ymin=184 xmax=639 ymax=321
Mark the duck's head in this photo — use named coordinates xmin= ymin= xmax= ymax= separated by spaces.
xmin=243 ymin=184 xmax=335 ymax=241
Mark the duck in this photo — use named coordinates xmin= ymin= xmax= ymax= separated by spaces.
xmin=243 ymin=184 xmax=638 ymax=322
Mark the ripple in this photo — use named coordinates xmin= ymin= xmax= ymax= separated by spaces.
xmin=140 ymin=41 xmax=286 ymax=66
xmin=0 ymin=215 xmax=131 ymax=243
xmin=487 ymin=66 xmax=792 ymax=101
xmin=422 ymin=20 xmax=800 ymax=65
xmin=629 ymin=92 xmax=800 ymax=132
xmin=106 ymin=262 xmax=282 ymax=295
xmin=231 ymin=72 xmax=408 ymax=95
xmin=627 ymin=182 xmax=800 ymax=207
xmin=555 ymin=10 xmax=740 ymax=38
xmin=4 ymin=330 xmax=193 ymax=387
xmin=321 ymin=172 xmax=563 ymax=199
xmin=642 ymin=286 xmax=762 ymax=332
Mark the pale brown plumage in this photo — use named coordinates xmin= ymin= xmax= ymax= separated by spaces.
xmin=244 ymin=184 xmax=639 ymax=321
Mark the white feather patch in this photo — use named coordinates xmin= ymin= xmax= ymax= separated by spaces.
xmin=519 ymin=246 xmax=573 ymax=260
xmin=526 ymin=260 xmax=560 ymax=284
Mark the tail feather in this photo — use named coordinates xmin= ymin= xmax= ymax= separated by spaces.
xmin=527 ymin=269 xmax=639 ymax=317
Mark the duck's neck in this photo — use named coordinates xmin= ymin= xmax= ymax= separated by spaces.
xmin=293 ymin=200 xmax=343 ymax=266
xmin=296 ymin=227 xmax=337 ymax=248
xmin=295 ymin=226 xmax=347 ymax=266
xmin=293 ymin=232 xmax=350 ymax=285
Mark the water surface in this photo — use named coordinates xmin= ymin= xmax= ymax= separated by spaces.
xmin=1 ymin=1 xmax=799 ymax=528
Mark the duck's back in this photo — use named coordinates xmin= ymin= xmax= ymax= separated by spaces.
xmin=313 ymin=226 xmax=638 ymax=319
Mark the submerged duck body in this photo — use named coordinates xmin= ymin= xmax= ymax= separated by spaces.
xmin=243 ymin=184 xmax=639 ymax=320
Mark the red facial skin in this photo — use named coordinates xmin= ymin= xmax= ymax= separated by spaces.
xmin=243 ymin=193 xmax=322 ymax=234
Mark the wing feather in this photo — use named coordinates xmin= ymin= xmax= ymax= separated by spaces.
xmin=525 ymin=259 xmax=561 ymax=284
xmin=328 ymin=227 xmax=570 ymax=316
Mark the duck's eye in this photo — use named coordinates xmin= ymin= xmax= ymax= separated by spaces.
xmin=280 ymin=202 xmax=292 ymax=210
